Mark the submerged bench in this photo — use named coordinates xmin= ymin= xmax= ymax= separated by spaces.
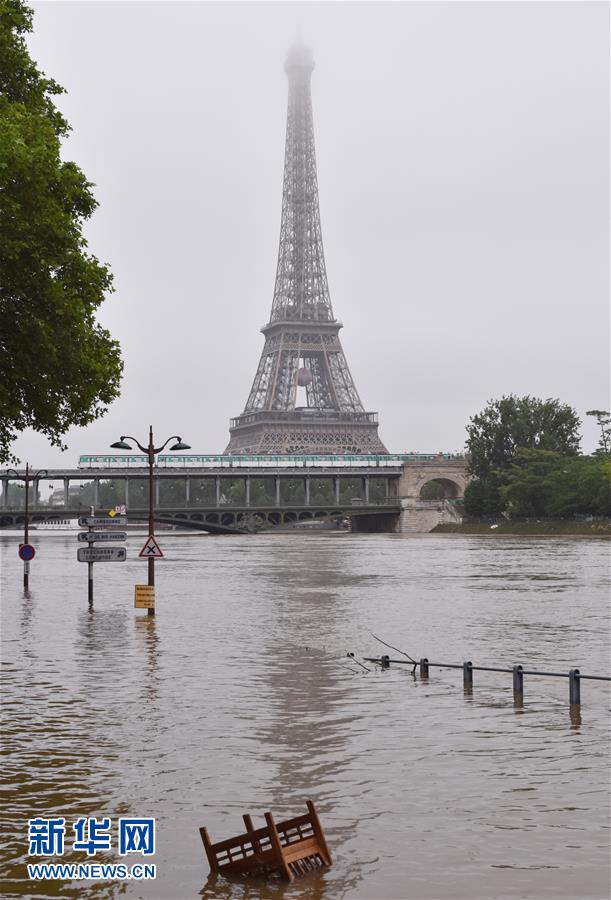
xmin=199 ymin=800 xmax=332 ymax=881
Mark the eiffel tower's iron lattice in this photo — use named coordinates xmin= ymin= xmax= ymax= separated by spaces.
xmin=225 ymin=39 xmax=388 ymax=455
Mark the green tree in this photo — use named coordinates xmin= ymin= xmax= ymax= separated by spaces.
xmin=463 ymin=476 xmax=504 ymax=517
xmin=586 ymin=410 xmax=611 ymax=456
xmin=466 ymin=395 xmax=581 ymax=479
xmin=0 ymin=1 xmax=122 ymax=462
xmin=499 ymin=449 xmax=611 ymax=519
xmin=499 ymin=449 xmax=566 ymax=518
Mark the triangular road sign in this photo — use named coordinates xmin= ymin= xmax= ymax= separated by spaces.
xmin=139 ymin=535 xmax=164 ymax=559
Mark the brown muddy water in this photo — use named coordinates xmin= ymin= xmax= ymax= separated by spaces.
xmin=1 ymin=532 xmax=609 ymax=900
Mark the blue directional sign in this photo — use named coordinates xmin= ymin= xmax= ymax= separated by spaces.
xmin=18 ymin=544 xmax=36 ymax=561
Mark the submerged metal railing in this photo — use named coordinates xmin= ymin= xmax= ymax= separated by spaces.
xmin=362 ymin=656 xmax=611 ymax=707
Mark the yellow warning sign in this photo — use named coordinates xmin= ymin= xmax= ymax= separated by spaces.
xmin=134 ymin=585 xmax=155 ymax=608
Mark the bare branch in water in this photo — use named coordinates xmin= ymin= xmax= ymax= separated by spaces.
xmin=369 ymin=632 xmax=417 ymax=664
xmin=346 ymin=652 xmax=371 ymax=673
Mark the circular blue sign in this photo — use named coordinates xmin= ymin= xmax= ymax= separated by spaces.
xmin=18 ymin=544 xmax=36 ymax=561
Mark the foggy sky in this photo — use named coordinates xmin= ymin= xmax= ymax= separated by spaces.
xmin=14 ymin=1 xmax=609 ymax=465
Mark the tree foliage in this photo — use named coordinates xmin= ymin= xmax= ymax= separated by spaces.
xmin=466 ymin=395 xmax=581 ymax=479
xmin=463 ymin=475 xmax=504 ymax=518
xmin=586 ymin=410 xmax=611 ymax=456
xmin=0 ymin=0 xmax=122 ymax=462
xmin=499 ymin=449 xmax=611 ymax=519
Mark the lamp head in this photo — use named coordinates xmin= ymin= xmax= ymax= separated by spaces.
xmin=169 ymin=441 xmax=191 ymax=451
xmin=110 ymin=439 xmax=132 ymax=450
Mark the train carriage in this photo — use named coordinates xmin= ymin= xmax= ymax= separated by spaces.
xmin=78 ymin=453 xmax=457 ymax=470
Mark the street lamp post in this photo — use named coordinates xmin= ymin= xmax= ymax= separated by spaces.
xmin=111 ymin=427 xmax=190 ymax=615
xmin=6 ymin=462 xmax=48 ymax=590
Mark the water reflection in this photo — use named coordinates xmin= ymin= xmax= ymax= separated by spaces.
xmin=569 ymin=704 xmax=582 ymax=730
xmin=134 ymin=616 xmax=161 ymax=704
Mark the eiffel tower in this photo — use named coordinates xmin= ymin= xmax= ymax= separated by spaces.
xmin=225 ymin=39 xmax=388 ymax=455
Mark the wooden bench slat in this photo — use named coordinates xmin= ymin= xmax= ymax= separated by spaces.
xmin=210 ymin=827 xmax=270 ymax=852
xmin=282 ymin=836 xmax=320 ymax=863
xmin=217 ymin=849 xmax=277 ymax=874
xmin=275 ymin=813 xmax=312 ymax=832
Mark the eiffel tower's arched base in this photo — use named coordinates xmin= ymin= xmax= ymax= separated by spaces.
xmin=225 ymin=411 xmax=388 ymax=455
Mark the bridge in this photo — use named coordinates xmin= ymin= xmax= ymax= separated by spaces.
xmin=0 ymin=455 xmax=469 ymax=533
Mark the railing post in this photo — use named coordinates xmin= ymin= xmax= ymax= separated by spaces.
xmin=463 ymin=661 xmax=473 ymax=691
xmin=569 ymin=668 xmax=581 ymax=706
xmin=512 ymin=665 xmax=524 ymax=695
xmin=513 ymin=664 xmax=524 ymax=707
xmin=419 ymin=658 xmax=429 ymax=678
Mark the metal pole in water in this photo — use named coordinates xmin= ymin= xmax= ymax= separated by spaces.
xmin=380 ymin=655 xmax=390 ymax=669
xmin=463 ymin=661 xmax=473 ymax=692
xmin=513 ymin=664 xmax=524 ymax=707
xmin=23 ymin=463 xmax=30 ymax=590
xmin=147 ymin=427 xmax=155 ymax=617
xmin=420 ymin=658 xmax=429 ymax=678
xmin=88 ymin=507 xmax=94 ymax=606
xmin=569 ymin=669 xmax=581 ymax=706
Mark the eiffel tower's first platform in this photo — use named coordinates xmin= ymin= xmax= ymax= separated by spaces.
xmin=225 ymin=39 xmax=387 ymax=455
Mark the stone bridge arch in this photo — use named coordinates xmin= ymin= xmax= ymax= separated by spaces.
xmin=419 ymin=477 xmax=461 ymax=499
xmin=396 ymin=457 xmax=470 ymax=500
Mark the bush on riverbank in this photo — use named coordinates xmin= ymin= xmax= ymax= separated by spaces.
xmin=433 ymin=520 xmax=611 ymax=536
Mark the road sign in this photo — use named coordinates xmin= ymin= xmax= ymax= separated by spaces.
xmin=78 ymin=531 xmax=128 ymax=543
xmin=78 ymin=516 xmax=127 ymax=527
xmin=139 ymin=535 xmax=164 ymax=559
xmin=134 ymin=584 xmax=155 ymax=608
xmin=77 ymin=547 xmax=127 ymax=563
xmin=18 ymin=544 xmax=36 ymax=561
xmin=110 ymin=505 xmax=126 ymax=516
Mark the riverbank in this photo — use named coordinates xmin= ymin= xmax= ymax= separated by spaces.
xmin=433 ymin=521 xmax=611 ymax=535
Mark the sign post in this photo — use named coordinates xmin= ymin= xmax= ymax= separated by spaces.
xmin=134 ymin=584 xmax=155 ymax=610
xmin=76 ymin=507 xmax=127 ymax=605
xmin=5 ymin=463 xmax=47 ymax=591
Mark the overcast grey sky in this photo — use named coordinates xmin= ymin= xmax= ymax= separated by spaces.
xmin=14 ymin=1 xmax=609 ymax=465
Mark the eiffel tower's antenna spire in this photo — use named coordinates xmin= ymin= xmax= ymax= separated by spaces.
xmin=225 ymin=42 xmax=387 ymax=455
xmin=271 ymin=36 xmax=331 ymax=325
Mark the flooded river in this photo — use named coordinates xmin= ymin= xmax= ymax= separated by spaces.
xmin=1 ymin=532 xmax=609 ymax=899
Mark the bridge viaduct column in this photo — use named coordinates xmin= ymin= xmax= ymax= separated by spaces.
xmin=1 ymin=478 xmax=7 ymax=509
xmin=362 ymin=477 xmax=369 ymax=502
xmin=125 ymin=478 xmax=129 ymax=508
xmin=93 ymin=479 xmax=99 ymax=508
xmin=334 ymin=477 xmax=340 ymax=504
xmin=275 ymin=476 xmax=280 ymax=506
xmin=215 ymin=476 xmax=221 ymax=506
xmin=304 ymin=476 xmax=310 ymax=506
xmin=185 ymin=477 xmax=190 ymax=506
xmin=63 ymin=478 xmax=69 ymax=508
xmin=245 ymin=477 xmax=250 ymax=508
